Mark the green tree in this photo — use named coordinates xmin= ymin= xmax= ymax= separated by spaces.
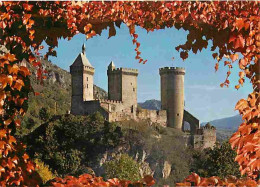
xmin=25 ymin=113 xmax=123 ymax=177
xmin=104 ymin=154 xmax=141 ymax=181
xmin=39 ymin=107 xmax=50 ymax=121
xmin=191 ymin=141 xmax=241 ymax=179
xmin=34 ymin=159 xmax=55 ymax=184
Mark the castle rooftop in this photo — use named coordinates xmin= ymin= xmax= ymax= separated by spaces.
xmin=70 ymin=43 xmax=93 ymax=68
xmin=108 ymin=61 xmax=116 ymax=70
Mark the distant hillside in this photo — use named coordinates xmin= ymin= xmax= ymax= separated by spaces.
xmin=202 ymin=114 xmax=242 ymax=131
xmin=138 ymin=99 xmax=161 ymax=110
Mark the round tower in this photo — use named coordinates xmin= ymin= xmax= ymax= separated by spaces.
xmin=159 ymin=67 xmax=185 ymax=129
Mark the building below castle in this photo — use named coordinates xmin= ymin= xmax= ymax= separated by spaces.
xmin=70 ymin=44 xmax=216 ymax=149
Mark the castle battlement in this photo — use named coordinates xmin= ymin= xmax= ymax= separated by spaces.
xmin=108 ymin=67 xmax=138 ymax=75
xmin=202 ymin=125 xmax=216 ymax=130
xmin=159 ymin=67 xmax=185 ymax=75
xmin=70 ymin=65 xmax=95 ymax=72
xmin=99 ymin=99 xmax=123 ymax=104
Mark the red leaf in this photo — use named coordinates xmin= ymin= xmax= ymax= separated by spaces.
xmin=235 ymin=18 xmax=245 ymax=31
xmin=84 ymin=24 xmax=92 ymax=33
xmin=23 ymin=3 xmax=33 ymax=11
xmin=215 ymin=62 xmax=219 ymax=72
xmin=180 ymin=51 xmax=188 ymax=61
xmin=234 ymin=35 xmax=245 ymax=49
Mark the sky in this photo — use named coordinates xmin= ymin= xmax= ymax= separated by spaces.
xmin=42 ymin=24 xmax=252 ymax=122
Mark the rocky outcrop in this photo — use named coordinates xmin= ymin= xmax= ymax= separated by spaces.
xmin=162 ymin=161 xmax=171 ymax=179
xmin=91 ymin=135 xmax=172 ymax=181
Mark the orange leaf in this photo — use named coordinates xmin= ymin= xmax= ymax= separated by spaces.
xmin=14 ymin=79 xmax=25 ymax=91
xmin=23 ymin=3 xmax=33 ymax=11
xmin=0 ymin=129 xmax=7 ymax=138
xmin=215 ymin=62 xmax=219 ymax=72
xmin=235 ymin=18 xmax=245 ymax=31
xmin=7 ymin=64 xmax=19 ymax=74
xmin=6 ymin=75 xmax=13 ymax=85
xmin=15 ymin=119 xmax=21 ymax=127
xmin=224 ymin=61 xmax=230 ymax=66
xmin=235 ymin=99 xmax=248 ymax=111
xmin=0 ymin=141 xmax=5 ymax=149
xmin=142 ymin=175 xmax=155 ymax=186
xmin=235 ymin=85 xmax=240 ymax=90
xmin=230 ymin=53 xmax=239 ymax=62
xmin=84 ymin=24 xmax=92 ymax=33
xmin=176 ymin=182 xmax=191 ymax=186
xmin=29 ymin=55 xmax=36 ymax=63
xmin=234 ymin=35 xmax=245 ymax=49
xmin=19 ymin=66 xmax=30 ymax=77
xmin=0 ymin=166 xmax=5 ymax=173
xmin=4 ymin=118 xmax=12 ymax=126
xmin=6 ymin=53 xmax=17 ymax=62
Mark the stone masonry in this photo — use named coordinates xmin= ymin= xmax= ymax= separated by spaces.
xmin=70 ymin=44 xmax=216 ymax=149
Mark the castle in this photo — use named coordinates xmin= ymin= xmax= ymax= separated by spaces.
xmin=70 ymin=44 xmax=216 ymax=149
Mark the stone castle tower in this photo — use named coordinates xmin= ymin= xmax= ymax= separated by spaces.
xmin=70 ymin=44 xmax=95 ymax=114
xmin=160 ymin=67 xmax=185 ymax=129
xmin=69 ymin=45 xmax=216 ymax=149
xmin=107 ymin=62 xmax=138 ymax=107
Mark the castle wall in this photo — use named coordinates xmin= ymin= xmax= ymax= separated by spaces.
xmin=201 ymin=128 xmax=216 ymax=149
xmin=183 ymin=110 xmax=200 ymax=135
xmin=98 ymin=100 xmax=167 ymax=127
xmin=192 ymin=127 xmax=216 ymax=149
xmin=136 ymin=109 xmax=167 ymax=127
xmin=108 ymin=71 xmax=122 ymax=101
xmin=160 ymin=67 xmax=185 ymax=129
xmin=71 ymin=67 xmax=83 ymax=99
xmin=71 ymin=100 xmax=109 ymax=119
xmin=122 ymin=73 xmax=138 ymax=107
xmin=83 ymin=67 xmax=94 ymax=101
xmin=71 ymin=67 xmax=83 ymax=115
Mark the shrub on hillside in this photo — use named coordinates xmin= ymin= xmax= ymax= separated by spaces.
xmin=25 ymin=112 xmax=123 ymax=177
xmin=104 ymin=154 xmax=141 ymax=181
xmin=34 ymin=159 xmax=55 ymax=184
xmin=190 ymin=141 xmax=241 ymax=179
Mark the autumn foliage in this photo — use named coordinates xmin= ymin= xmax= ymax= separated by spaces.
xmin=0 ymin=1 xmax=259 ymax=186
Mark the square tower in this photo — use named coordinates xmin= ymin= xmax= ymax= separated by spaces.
xmin=107 ymin=61 xmax=138 ymax=107
xmin=70 ymin=44 xmax=95 ymax=114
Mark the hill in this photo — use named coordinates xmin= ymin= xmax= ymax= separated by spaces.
xmin=202 ymin=114 xmax=242 ymax=131
xmin=24 ymin=113 xmax=192 ymax=184
xmin=138 ymin=99 xmax=161 ymax=110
